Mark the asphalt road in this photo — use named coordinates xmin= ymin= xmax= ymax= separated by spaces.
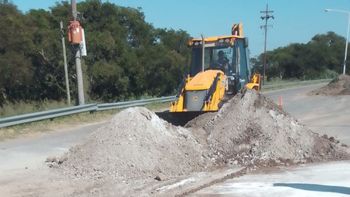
xmin=195 ymin=161 xmax=350 ymax=197
xmin=266 ymin=84 xmax=350 ymax=145
xmin=0 ymin=122 xmax=103 ymax=172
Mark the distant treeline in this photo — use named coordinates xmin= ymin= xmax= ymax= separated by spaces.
xmin=0 ymin=0 xmax=190 ymax=105
xmin=0 ymin=1 xmax=348 ymax=106
xmin=251 ymin=32 xmax=348 ymax=80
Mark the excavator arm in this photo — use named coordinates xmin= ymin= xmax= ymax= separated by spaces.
xmin=246 ymin=73 xmax=261 ymax=91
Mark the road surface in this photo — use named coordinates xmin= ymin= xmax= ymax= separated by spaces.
xmin=267 ymin=84 xmax=350 ymax=145
xmin=194 ymin=84 xmax=350 ymax=196
xmin=0 ymin=122 xmax=103 ymax=171
xmin=194 ymin=161 xmax=350 ymax=197
xmin=0 ymin=83 xmax=349 ymax=197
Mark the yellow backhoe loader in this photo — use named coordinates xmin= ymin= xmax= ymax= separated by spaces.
xmin=157 ymin=23 xmax=261 ymax=125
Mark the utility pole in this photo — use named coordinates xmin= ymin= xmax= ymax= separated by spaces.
xmin=70 ymin=0 xmax=85 ymax=105
xmin=260 ymin=4 xmax=274 ymax=84
xmin=60 ymin=21 xmax=71 ymax=105
xmin=325 ymin=9 xmax=350 ymax=75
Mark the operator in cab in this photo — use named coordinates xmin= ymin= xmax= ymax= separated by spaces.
xmin=213 ymin=50 xmax=229 ymax=73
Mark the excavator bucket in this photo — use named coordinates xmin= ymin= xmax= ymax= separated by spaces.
xmin=156 ymin=111 xmax=204 ymax=126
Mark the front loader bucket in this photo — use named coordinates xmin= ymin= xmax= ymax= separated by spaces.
xmin=156 ymin=111 xmax=205 ymax=126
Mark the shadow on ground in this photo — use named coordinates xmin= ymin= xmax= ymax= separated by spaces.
xmin=274 ymin=183 xmax=350 ymax=195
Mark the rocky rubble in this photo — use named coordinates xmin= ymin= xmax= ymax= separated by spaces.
xmin=51 ymin=89 xmax=350 ymax=194
xmin=57 ymin=107 xmax=212 ymax=184
xmin=309 ymin=74 xmax=350 ymax=96
xmin=187 ymin=90 xmax=350 ymax=167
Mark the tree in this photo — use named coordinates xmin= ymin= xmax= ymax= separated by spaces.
xmin=0 ymin=1 xmax=192 ymax=105
xmin=251 ymin=31 xmax=346 ymax=80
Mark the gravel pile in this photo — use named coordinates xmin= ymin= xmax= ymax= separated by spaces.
xmin=310 ymin=75 xmax=350 ymax=96
xmin=51 ymin=90 xmax=350 ymax=195
xmin=188 ymin=89 xmax=350 ymax=167
xmin=57 ymin=107 xmax=211 ymax=183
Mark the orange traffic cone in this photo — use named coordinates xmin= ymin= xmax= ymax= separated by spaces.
xmin=278 ymin=96 xmax=283 ymax=110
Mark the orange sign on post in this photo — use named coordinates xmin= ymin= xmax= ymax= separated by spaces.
xmin=68 ymin=21 xmax=83 ymax=45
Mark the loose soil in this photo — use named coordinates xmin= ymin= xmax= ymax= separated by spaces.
xmin=42 ymin=89 xmax=350 ymax=196
xmin=187 ymin=89 xmax=349 ymax=167
xmin=309 ymin=75 xmax=350 ymax=96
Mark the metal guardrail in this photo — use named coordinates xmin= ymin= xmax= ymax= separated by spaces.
xmin=0 ymin=104 xmax=97 ymax=128
xmin=0 ymin=79 xmax=330 ymax=128
xmin=0 ymin=96 xmax=176 ymax=128
xmin=96 ymin=96 xmax=175 ymax=111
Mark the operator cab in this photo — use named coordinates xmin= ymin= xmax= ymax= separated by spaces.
xmin=189 ymin=36 xmax=250 ymax=93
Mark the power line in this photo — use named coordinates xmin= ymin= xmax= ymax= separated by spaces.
xmin=260 ymin=4 xmax=274 ymax=84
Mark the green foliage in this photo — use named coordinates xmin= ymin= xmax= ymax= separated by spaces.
xmin=251 ymin=32 xmax=348 ymax=80
xmin=2 ymin=0 xmax=345 ymax=109
xmin=0 ymin=1 xmax=191 ymax=106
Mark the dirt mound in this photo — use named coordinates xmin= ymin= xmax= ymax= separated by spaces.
xmin=50 ymin=90 xmax=350 ymax=195
xmin=57 ymin=107 xmax=211 ymax=184
xmin=310 ymin=75 xmax=350 ymax=96
xmin=187 ymin=89 xmax=350 ymax=167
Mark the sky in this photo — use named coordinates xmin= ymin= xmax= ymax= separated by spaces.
xmin=11 ymin=0 xmax=350 ymax=57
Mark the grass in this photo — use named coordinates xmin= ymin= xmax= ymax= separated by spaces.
xmin=0 ymin=100 xmax=69 ymax=118
xmin=0 ymin=101 xmax=171 ymax=141
xmin=261 ymin=78 xmax=332 ymax=91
